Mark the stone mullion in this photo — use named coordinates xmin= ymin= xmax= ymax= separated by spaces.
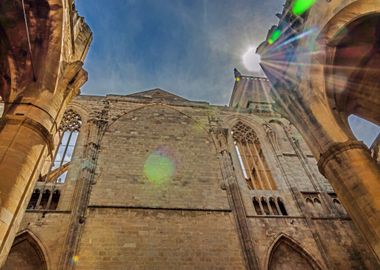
xmin=252 ymin=141 xmax=273 ymax=190
xmin=45 ymin=131 xmax=64 ymax=182
xmin=258 ymin=197 xmax=265 ymax=216
xmin=45 ymin=188 xmax=54 ymax=210
xmin=239 ymin=142 xmax=258 ymax=190
xmin=59 ymin=131 xmax=73 ymax=169
xmin=244 ymin=139 xmax=264 ymax=190
xmin=34 ymin=188 xmax=44 ymax=210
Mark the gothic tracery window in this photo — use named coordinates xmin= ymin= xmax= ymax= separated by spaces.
xmin=232 ymin=121 xmax=276 ymax=190
xmin=41 ymin=109 xmax=82 ymax=184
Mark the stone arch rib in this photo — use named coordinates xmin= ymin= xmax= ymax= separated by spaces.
xmin=3 ymin=230 xmax=49 ymax=270
xmin=267 ymin=235 xmax=322 ymax=270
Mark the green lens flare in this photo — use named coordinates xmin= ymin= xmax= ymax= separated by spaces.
xmin=292 ymin=0 xmax=317 ymax=16
xmin=268 ymin=29 xmax=281 ymax=45
xmin=143 ymin=152 xmax=174 ymax=185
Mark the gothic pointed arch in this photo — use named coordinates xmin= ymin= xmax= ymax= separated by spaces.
xmin=267 ymin=235 xmax=322 ymax=270
xmin=3 ymin=230 xmax=49 ymax=270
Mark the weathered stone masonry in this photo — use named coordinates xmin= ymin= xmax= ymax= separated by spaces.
xmin=3 ymin=85 xmax=378 ymax=269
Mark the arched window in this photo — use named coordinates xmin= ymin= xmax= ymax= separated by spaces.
xmin=232 ymin=121 xmax=276 ymax=190
xmin=277 ymin=198 xmax=288 ymax=216
xmin=269 ymin=197 xmax=280 ymax=215
xmin=49 ymin=190 xmax=61 ymax=210
xmin=253 ymin=197 xmax=263 ymax=215
xmin=27 ymin=189 xmax=40 ymax=210
xmin=305 ymin=198 xmax=313 ymax=206
xmin=41 ymin=109 xmax=82 ymax=184
xmin=39 ymin=190 xmax=50 ymax=210
xmin=261 ymin=197 xmax=271 ymax=215
xmin=313 ymin=198 xmax=323 ymax=211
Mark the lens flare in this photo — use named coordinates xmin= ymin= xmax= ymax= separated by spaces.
xmin=144 ymin=149 xmax=175 ymax=185
xmin=72 ymin=255 xmax=79 ymax=264
xmin=292 ymin=0 xmax=317 ymax=16
xmin=268 ymin=29 xmax=281 ymax=45
xmin=242 ymin=47 xmax=261 ymax=72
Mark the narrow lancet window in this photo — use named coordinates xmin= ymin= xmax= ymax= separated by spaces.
xmin=27 ymin=189 xmax=40 ymax=209
xmin=253 ymin=197 xmax=263 ymax=215
xmin=232 ymin=121 xmax=276 ymax=190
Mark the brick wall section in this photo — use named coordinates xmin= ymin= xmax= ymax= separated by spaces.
xmin=76 ymin=208 xmax=245 ymax=270
xmin=313 ymin=220 xmax=379 ymax=269
xmin=90 ymin=104 xmax=228 ymax=209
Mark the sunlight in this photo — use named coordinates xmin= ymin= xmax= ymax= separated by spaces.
xmin=242 ymin=47 xmax=261 ymax=72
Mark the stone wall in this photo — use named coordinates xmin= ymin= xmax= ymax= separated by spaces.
xmin=4 ymin=90 xmax=378 ymax=270
xmin=77 ymin=208 xmax=245 ymax=270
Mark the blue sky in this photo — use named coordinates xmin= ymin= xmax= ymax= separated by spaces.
xmin=76 ymin=0 xmax=379 ymax=146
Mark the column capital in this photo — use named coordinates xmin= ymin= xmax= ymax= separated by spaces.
xmin=317 ymin=140 xmax=369 ymax=175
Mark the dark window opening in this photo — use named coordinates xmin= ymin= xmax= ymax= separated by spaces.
xmin=269 ymin=197 xmax=279 ymax=215
xmin=278 ymin=198 xmax=288 ymax=216
xmin=39 ymin=190 xmax=50 ymax=209
xmin=49 ymin=190 xmax=61 ymax=210
xmin=253 ymin=197 xmax=262 ymax=215
xmin=261 ymin=198 xmax=270 ymax=215
xmin=27 ymin=189 xmax=40 ymax=209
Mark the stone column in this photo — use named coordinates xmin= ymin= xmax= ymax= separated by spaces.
xmin=318 ymin=140 xmax=380 ymax=261
xmin=0 ymin=71 xmax=85 ymax=266
xmin=0 ymin=1 xmax=92 ymax=265
xmin=0 ymin=108 xmax=53 ymax=265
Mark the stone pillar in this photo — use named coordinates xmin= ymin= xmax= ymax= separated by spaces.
xmin=0 ymin=110 xmax=53 ymax=265
xmin=318 ymin=140 xmax=380 ymax=261
xmin=0 ymin=1 xmax=92 ymax=265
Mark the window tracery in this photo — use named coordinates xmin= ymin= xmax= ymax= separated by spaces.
xmin=232 ymin=121 xmax=276 ymax=190
xmin=40 ymin=109 xmax=82 ymax=184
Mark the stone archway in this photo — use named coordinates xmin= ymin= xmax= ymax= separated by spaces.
xmin=267 ymin=235 xmax=322 ymax=270
xmin=326 ymin=13 xmax=380 ymax=126
xmin=2 ymin=231 xmax=48 ymax=270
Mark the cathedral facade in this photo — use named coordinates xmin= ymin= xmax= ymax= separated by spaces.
xmin=2 ymin=75 xmax=378 ymax=269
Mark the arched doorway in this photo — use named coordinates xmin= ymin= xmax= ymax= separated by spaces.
xmin=2 ymin=231 xmax=48 ymax=270
xmin=267 ymin=236 xmax=322 ymax=270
